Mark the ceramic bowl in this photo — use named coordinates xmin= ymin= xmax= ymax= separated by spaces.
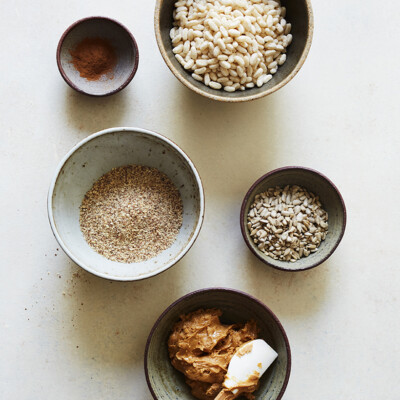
xmin=240 ymin=166 xmax=346 ymax=271
xmin=154 ymin=0 xmax=313 ymax=102
xmin=57 ymin=16 xmax=139 ymax=96
xmin=47 ymin=127 xmax=204 ymax=281
xmin=145 ymin=288 xmax=291 ymax=400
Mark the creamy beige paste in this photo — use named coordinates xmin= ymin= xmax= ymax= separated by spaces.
xmin=168 ymin=309 xmax=259 ymax=400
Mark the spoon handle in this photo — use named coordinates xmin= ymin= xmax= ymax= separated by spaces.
xmin=214 ymin=389 xmax=236 ymax=400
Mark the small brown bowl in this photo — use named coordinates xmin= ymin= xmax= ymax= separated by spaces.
xmin=57 ymin=16 xmax=139 ymax=96
xmin=240 ymin=166 xmax=346 ymax=271
xmin=154 ymin=0 xmax=313 ymax=102
xmin=145 ymin=288 xmax=291 ymax=400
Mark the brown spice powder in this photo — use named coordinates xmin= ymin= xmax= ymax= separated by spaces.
xmin=69 ymin=37 xmax=117 ymax=81
xmin=79 ymin=165 xmax=183 ymax=263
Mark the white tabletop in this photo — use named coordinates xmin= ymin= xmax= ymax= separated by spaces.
xmin=0 ymin=0 xmax=399 ymax=399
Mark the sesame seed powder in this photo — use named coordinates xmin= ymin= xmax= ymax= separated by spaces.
xmin=79 ymin=165 xmax=183 ymax=263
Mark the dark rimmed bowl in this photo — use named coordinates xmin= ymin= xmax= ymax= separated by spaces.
xmin=145 ymin=288 xmax=291 ymax=400
xmin=154 ymin=0 xmax=313 ymax=102
xmin=240 ymin=166 xmax=346 ymax=271
xmin=57 ymin=16 xmax=139 ymax=96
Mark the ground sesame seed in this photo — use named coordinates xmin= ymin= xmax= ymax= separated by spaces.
xmin=79 ymin=165 xmax=183 ymax=263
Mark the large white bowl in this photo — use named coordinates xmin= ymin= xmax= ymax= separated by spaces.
xmin=48 ymin=127 xmax=204 ymax=281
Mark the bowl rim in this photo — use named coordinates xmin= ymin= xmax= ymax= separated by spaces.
xmin=154 ymin=0 xmax=314 ymax=103
xmin=56 ymin=16 xmax=139 ymax=97
xmin=240 ymin=166 xmax=347 ymax=271
xmin=144 ymin=287 xmax=291 ymax=400
xmin=47 ymin=126 xmax=205 ymax=281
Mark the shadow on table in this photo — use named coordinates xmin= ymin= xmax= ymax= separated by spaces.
xmin=164 ymin=85 xmax=282 ymax=199
xmin=62 ymin=86 xmax=129 ymax=135
xmin=60 ymin=257 xmax=191 ymax=366
xmin=244 ymin=246 xmax=332 ymax=318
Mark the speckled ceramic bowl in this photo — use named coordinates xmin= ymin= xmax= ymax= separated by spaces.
xmin=154 ymin=0 xmax=313 ymax=102
xmin=240 ymin=166 xmax=346 ymax=271
xmin=47 ymin=127 xmax=204 ymax=281
xmin=145 ymin=288 xmax=291 ymax=400
xmin=57 ymin=16 xmax=139 ymax=96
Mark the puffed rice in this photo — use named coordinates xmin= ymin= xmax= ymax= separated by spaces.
xmin=170 ymin=0 xmax=292 ymax=92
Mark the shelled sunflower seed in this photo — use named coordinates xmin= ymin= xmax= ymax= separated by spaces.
xmin=247 ymin=185 xmax=328 ymax=262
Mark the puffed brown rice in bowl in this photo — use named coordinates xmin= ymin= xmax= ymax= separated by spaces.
xmin=155 ymin=0 xmax=313 ymax=102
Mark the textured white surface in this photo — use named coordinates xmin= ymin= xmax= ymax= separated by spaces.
xmin=0 ymin=0 xmax=399 ymax=399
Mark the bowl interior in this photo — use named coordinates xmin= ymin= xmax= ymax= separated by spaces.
xmin=242 ymin=168 xmax=346 ymax=271
xmin=156 ymin=0 xmax=312 ymax=101
xmin=49 ymin=128 xmax=203 ymax=280
xmin=58 ymin=18 xmax=138 ymax=96
xmin=146 ymin=289 xmax=290 ymax=400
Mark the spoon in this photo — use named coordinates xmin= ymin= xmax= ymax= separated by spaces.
xmin=214 ymin=339 xmax=278 ymax=400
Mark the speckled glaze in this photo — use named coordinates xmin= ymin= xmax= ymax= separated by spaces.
xmin=154 ymin=0 xmax=313 ymax=102
xmin=57 ymin=16 xmax=139 ymax=96
xmin=47 ymin=127 xmax=204 ymax=281
xmin=240 ymin=166 xmax=346 ymax=271
xmin=144 ymin=288 xmax=291 ymax=400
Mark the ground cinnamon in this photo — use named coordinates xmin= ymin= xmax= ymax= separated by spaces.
xmin=69 ymin=37 xmax=117 ymax=81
